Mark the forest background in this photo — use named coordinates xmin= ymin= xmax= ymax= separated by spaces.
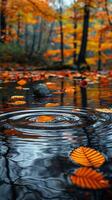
xmin=0 ymin=0 xmax=112 ymax=71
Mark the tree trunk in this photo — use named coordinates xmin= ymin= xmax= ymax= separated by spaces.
xmin=0 ymin=0 xmax=7 ymax=42
xmin=45 ymin=22 xmax=54 ymax=51
xmin=59 ymin=0 xmax=64 ymax=66
xmin=25 ymin=24 xmax=29 ymax=54
xmin=98 ymin=33 xmax=102 ymax=71
xmin=37 ymin=18 xmax=44 ymax=52
xmin=77 ymin=4 xmax=90 ymax=70
xmin=73 ymin=5 xmax=77 ymax=65
xmin=29 ymin=25 xmax=37 ymax=57
xmin=17 ymin=14 xmax=21 ymax=45
xmin=105 ymin=0 xmax=112 ymax=26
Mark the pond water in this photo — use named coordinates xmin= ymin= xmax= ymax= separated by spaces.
xmin=0 ymin=72 xmax=111 ymax=109
xmin=0 ymin=72 xmax=112 ymax=200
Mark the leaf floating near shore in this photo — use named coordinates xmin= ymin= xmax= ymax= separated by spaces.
xmin=17 ymin=79 xmax=27 ymax=86
xmin=70 ymin=167 xmax=109 ymax=189
xmin=11 ymin=95 xmax=25 ymax=100
xmin=70 ymin=146 xmax=105 ymax=168
xmin=95 ymin=108 xmax=112 ymax=113
xmin=9 ymin=101 xmax=26 ymax=105
xmin=45 ymin=103 xmax=60 ymax=107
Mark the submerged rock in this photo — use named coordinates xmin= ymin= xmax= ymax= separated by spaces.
xmin=33 ymin=83 xmax=51 ymax=97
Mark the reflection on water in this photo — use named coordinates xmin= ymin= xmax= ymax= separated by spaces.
xmin=0 ymin=73 xmax=112 ymax=199
xmin=0 ymin=107 xmax=112 ymax=200
xmin=0 ymin=74 xmax=111 ymax=110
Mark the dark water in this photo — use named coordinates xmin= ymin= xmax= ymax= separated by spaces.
xmin=0 ymin=107 xmax=112 ymax=200
xmin=0 ymin=75 xmax=112 ymax=200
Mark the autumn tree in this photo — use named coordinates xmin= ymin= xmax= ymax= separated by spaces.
xmin=76 ymin=0 xmax=90 ymax=70
xmin=0 ymin=0 xmax=56 ymax=66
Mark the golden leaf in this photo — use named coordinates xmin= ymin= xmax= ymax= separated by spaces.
xmin=70 ymin=167 xmax=109 ymax=189
xmin=10 ymin=101 xmax=26 ymax=105
xmin=45 ymin=103 xmax=60 ymax=107
xmin=70 ymin=146 xmax=105 ymax=168
xmin=95 ymin=108 xmax=112 ymax=113
xmin=11 ymin=96 xmax=25 ymax=100
xmin=17 ymin=79 xmax=27 ymax=86
xmin=37 ymin=115 xmax=55 ymax=123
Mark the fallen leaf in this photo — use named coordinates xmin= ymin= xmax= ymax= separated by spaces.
xmin=70 ymin=146 xmax=105 ymax=168
xmin=10 ymin=100 xmax=26 ymax=105
xmin=95 ymin=108 xmax=112 ymax=113
xmin=36 ymin=115 xmax=55 ymax=123
xmin=11 ymin=96 xmax=25 ymax=100
xmin=17 ymin=79 xmax=27 ymax=86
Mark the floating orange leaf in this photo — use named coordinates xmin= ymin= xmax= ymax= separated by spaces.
xmin=70 ymin=167 xmax=109 ymax=189
xmin=37 ymin=115 xmax=55 ymax=123
xmin=17 ymin=79 xmax=27 ymax=86
xmin=9 ymin=101 xmax=26 ymax=105
xmin=45 ymin=103 xmax=60 ymax=107
xmin=95 ymin=108 xmax=112 ymax=113
xmin=70 ymin=146 xmax=105 ymax=168
xmin=11 ymin=96 xmax=25 ymax=100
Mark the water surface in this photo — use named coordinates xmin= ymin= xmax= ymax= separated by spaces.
xmin=0 ymin=107 xmax=112 ymax=200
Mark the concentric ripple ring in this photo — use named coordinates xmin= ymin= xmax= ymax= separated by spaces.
xmin=0 ymin=107 xmax=111 ymax=135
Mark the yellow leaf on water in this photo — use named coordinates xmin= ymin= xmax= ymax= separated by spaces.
xmin=17 ymin=79 xmax=27 ymax=86
xmin=95 ymin=108 xmax=112 ymax=113
xmin=9 ymin=101 xmax=26 ymax=105
xmin=37 ymin=115 xmax=55 ymax=123
xmin=45 ymin=103 xmax=60 ymax=107
xmin=11 ymin=96 xmax=25 ymax=100
xmin=70 ymin=146 xmax=105 ymax=168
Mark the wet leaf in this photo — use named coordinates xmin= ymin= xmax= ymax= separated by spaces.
xmin=45 ymin=103 xmax=60 ymax=107
xmin=11 ymin=95 xmax=25 ymax=100
xmin=9 ymin=100 xmax=26 ymax=105
xmin=70 ymin=167 xmax=109 ymax=189
xmin=37 ymin=115 xmax=55 ymax=123
xmin=17 ymin=79 xmax=27 ymax=86
xmin=95 ymin=108 xmax=112 ymax=113
xmin=70 ymin=146 xmax=105 ymax=168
